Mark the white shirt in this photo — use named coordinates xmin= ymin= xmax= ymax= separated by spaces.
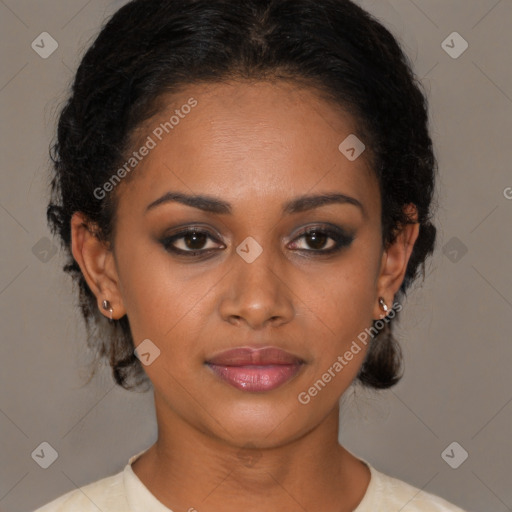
xmin=34 ymin=449 xmax=469 ymax=511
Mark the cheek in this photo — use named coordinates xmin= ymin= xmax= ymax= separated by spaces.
xmin=296 ymin=256 xmax=379 ymax=392
xmin=303 ymin=256 xmax=378 ymax=332
xmin=115 ymin=240 xmax=217 ymax=357
xmin=114 ymin=239 xmax=175 ymax=339
xmin=299 ymin=277 xmax=376 ymax=401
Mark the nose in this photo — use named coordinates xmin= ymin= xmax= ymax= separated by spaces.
xmin=218 ymin=245 xmax=295 ymax=330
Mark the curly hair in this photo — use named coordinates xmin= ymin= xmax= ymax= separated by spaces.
xmin=46 ymin=0 xmax=437 ymax=392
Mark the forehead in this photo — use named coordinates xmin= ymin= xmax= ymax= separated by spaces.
xmin=115 ymin=80 xmax=379 ymax=218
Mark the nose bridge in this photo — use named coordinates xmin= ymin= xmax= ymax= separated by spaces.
xmin=219 ymin=236 xmax=294 ymax=328
xmin=236 ymin=238 xmax=278 ymax=291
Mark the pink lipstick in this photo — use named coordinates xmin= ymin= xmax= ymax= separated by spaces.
xmin=206 ymin=347 xmax=304 ymax=392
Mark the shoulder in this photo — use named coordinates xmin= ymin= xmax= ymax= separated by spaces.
xmin=362 ymin=465 xmax=469 ymax=512
xmin=33 ymin=469 xmax=127 ymax=512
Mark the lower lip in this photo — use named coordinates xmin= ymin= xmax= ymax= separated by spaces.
xmin=206 ymin=364 xmax=302 ymax=392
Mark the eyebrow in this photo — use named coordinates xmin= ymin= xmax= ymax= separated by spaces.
xmin=145 ymin=191 xmax=365 ymax=217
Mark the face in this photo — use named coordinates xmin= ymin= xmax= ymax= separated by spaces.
xmin=72 ymin=80 xmax=417 ymax=449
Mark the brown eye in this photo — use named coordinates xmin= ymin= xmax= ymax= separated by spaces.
xmin=161 ymin=228 xmax=223 ymax=255
xmin=303 ymin=230 xmax=332 ymax=250
xmin=289 ymin=226 xmax=354 ymax=254
xmin=182 ymin=231 xmax=208 ymax=250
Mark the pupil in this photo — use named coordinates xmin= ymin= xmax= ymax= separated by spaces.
xmin=308 ymin=231 xmax=327 ymax=249
xmin=185 ymin=232 xmax=206 ymax=250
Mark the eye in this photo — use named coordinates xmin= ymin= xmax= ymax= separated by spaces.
xmin=288 ymin=226 xmax=354 ymax=254
xmin=160 ymin=224 xmax=354 ymax=258
xmin=161 ymin=227 xmax=224 ymax=256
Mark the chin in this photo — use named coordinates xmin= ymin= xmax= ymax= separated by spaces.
xmin=201 ymin=395 xmax=311 ymax=448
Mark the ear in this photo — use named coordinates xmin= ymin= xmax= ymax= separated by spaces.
xmin=70 ymin=212 xmax=127 ymax=320
xmin=373 ymin=203 xmax=420 ymax=320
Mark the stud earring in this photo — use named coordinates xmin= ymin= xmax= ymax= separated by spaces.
xmin=378 ymin=297 xmax=389 ymax=319
xmin=102 ymin=299 xmax=114 ymax=321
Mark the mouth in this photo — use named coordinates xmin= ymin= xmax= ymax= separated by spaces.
xmin=205 ymin=347 xmax=305 ymax=392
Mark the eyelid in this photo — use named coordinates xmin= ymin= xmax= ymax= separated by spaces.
xmin=164 ymin=224 xmax=223 ymax=241
xmin=289 ymin=223 xmax=353 ymax=241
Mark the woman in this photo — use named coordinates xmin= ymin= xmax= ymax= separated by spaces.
xmin=36 ymin=0 xmax=468 ymax=510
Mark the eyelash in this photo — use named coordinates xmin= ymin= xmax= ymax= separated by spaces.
xmin=160 ymin=225 xmax=354 ymax=258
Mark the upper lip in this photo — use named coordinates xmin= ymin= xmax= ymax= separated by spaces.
xmin=206 ymin=347 xmax=304 ymax=366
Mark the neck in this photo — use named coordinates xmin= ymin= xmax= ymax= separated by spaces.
xmin=131 ymin=391 xmax=370 ymax=512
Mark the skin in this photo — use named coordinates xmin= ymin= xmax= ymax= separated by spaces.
xmin=71 ymin=80 xmax=419 ymax=512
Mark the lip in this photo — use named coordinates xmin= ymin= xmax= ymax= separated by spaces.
xmin=206 ymin=347 xmax=304 ymax=392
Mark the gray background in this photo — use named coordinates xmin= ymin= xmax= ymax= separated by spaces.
xmin=1 ymin=1 xmax=511 ymax=511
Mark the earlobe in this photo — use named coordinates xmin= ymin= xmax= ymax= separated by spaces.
xmin=70 ymin=212 xmax=126 ymax=320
